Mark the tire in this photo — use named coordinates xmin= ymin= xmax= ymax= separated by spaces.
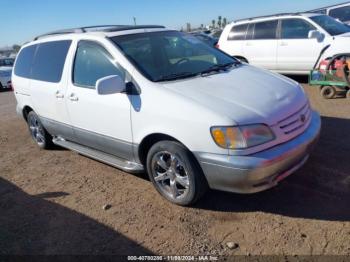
xmin=320 ymin=86 xmax=336 ymax=99
xmin=146 ymin=140 xmax=208 ymax=206
xmin=347 ymin=89 xmax=350 ymax=99
xmin=27 ymin=111 xmax=54 ymax=149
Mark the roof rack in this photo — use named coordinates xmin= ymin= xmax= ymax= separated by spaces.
xmin=234 ymin=12 xmax=302 ymax=23
xmin=34 ymin=25 xmax=165 ymax=40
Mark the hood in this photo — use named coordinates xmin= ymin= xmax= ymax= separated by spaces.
xmin=161 ymin=65 xmax=307 ymax=126
xmin=326 ymin=35 xmax=350 ymax=56
xmin=0 ymin=66 xmax=13 ymax=72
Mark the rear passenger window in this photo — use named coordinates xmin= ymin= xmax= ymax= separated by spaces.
xmin=246 ymin=23 xmax=255 ymax=40
xmin=73 ymin=41 xmax=124 ymax=88
xmin=14 ymin=45 xmax=37 ymax=78
xmin=228 ymin=24 xmax=248 ymax=40
xmin=31 ymin=40 xmax=71 ymax=83
xmin=281 ymin=19 xmax=316 ymax=39
xmin=253 ymin=20 xmax=278 ymax=39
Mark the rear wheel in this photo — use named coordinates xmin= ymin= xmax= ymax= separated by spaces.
xmin=346 ymin=89 xmax=350 ymax=99
xmin=27 ymin=111 xmax=54 ymax=149
xmin=320 ymin=86 xmax=336 ymax=99
xmin=146 ymin=141 xmax=208 ymax=206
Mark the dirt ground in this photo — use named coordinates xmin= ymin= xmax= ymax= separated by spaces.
xmin=0 ymin=79 xmax=349 ymax=256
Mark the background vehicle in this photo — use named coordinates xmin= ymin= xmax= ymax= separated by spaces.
xmin=210 ymin=29 xmax=223 ymax=38
xmin=0 ymin=58 xmax=14 ymax=90
xmin=218 ymin=13 xmax=350 ymax=75
xmin=190 ymin=32 xmax=218 ymax=47
xmin=310 ymin=52 xmax=350 ymax=99
xmin=0 ymin=58 xmax=14 ymax=67
xmin=13 ymin=25 xmax=320 ymax=206
xmin=308 ymin=1 xmax=350 ymax=25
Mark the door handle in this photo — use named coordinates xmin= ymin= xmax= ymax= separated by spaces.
xmin=246 ymin=42 xmax=253 ymax=46
xmin=55 ymin=91 xmax=64 ymax=99
xmin=69 ymin=93 xmax=79 ymax=101
xmin=280 ymin=42 xmax=288 ymax=46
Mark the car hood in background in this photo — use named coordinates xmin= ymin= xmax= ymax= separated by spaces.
xmin=162 ymin=65 xmax=307 ymax=126
xmin=0 ymin=66 xmax=13 ymax=72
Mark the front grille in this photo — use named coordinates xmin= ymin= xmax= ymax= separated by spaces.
xmin=278 ymin=103 xmax=311 ymax=136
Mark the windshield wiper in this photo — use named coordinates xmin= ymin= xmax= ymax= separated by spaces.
xmin=154 ymin=72 xmax=199 ymax=82
xmin=200 ymin=62 xmax=239 ymax=76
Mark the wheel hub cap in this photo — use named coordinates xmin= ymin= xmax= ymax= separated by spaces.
xmin=152 ymin=151 xmax=190 ymax=200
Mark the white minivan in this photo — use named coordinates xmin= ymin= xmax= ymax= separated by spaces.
xmin=13 ymin=25 xmax=320 ymax=205
xmin=218 ymin=13 xmax=350 ymax=75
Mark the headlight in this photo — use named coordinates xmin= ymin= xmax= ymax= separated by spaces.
xmin=211 ymin=124 xmax=275 ymax=149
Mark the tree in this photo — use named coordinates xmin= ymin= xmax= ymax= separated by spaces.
xmin=223 ymin=18 xmax=228 ymax=27
xmin=212 ymin=19 xmax=216 ymax=29
xmin=200 ymin=24 xmax=204 ymax=29
xmin=12 ymin=44 xmax=21 ymax=53
xmin=218 ymin=16 xmax=222 ymax=28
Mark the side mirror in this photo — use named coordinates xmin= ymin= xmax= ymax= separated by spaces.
xmin=308 ymin=30 xmax=324 ymax=41
xmin=96 ymin=75 xmax=126 ymax=95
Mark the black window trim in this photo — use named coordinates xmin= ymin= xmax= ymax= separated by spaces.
xmin=279 ymin=17 xmax=317 ymax=40
xmin=71 ymin=39 xmax=120 ymax=90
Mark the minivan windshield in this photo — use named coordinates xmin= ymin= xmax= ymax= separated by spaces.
xmin=310 ymin=15 xmax=350 ymax=36
xmin=110 ymin=31 xmax=238 ymax=82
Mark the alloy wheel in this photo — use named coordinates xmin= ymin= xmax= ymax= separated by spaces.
xmin=151 ymin=151 xmax=190 ymax=200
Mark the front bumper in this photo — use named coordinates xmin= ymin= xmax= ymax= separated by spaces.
xmin=195 ymin=111 xmax=321 ymax=193
xmin=0 ymin=76 xmax=11 ymax=89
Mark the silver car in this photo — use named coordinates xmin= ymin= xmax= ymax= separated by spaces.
xmin=0 ymin=58 xmax=14 ymax=90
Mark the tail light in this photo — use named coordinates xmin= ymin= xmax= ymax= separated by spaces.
xmin=215 ymin=43 xmax=219 ymax=49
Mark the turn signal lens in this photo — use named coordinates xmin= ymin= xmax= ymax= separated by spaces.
xmin=211 ymin=128 xmax=226 ymax=147
xmin=211 ymin=125 xmax=275 ymax=149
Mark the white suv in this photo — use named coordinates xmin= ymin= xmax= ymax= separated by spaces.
xmin=13 ymin=25 xmax=321 ymax=205
xmin=218 ymin=13 xmax=350 ymax=75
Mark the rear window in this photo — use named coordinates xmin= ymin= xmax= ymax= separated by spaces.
xmin=228 ymin=23 xmax=248 ymax=40
xmin=253 ymin=20 xmax=278 ymax=39
xmin=31 ymin=40 xmax=71 ymax=83
xmin=14 ymin=45 xmax=37 ymax=78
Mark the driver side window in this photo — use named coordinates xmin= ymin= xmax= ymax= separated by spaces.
xmin=73 ymin=41 xmax=124 ymax=89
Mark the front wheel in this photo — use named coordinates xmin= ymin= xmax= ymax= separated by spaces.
xmin=146 ymin=141 xmax=208 ymax=206
xmin=27 ymin=111 xmax=54 ymax=149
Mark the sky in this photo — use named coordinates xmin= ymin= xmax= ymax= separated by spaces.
xmin=0 ymin=0 xmax=345 ymax=47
